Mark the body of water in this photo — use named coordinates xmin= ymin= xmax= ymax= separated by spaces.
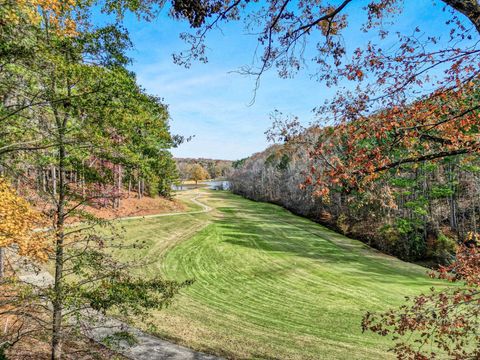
xmin=172 ymin=180 xmax=231 ymax=191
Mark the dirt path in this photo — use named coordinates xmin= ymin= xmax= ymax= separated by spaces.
xmin=113 ymin=192 xmax=212 ymax=222
xmin=33 ymin=191 xmax=212 ymax=233
xmin=8 ymin=192 xmax=222 ymax=360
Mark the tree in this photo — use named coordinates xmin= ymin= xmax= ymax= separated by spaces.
xmin=0 ymin=2 xmax=186 ymax=359
xmin=176 ymin=158 xmax=233 ymax=181
xmin=190 ymin=163 xmax=209 ymax=184
xmin=269 ymin=142 xmax=474 ymax=254
xmin=176 ymin=161 xmax=192 ymax=181
xmin=3 ymin=0 xmax=480 ymax=357
xmin=154 ymin=0 xmax=480 ymax=188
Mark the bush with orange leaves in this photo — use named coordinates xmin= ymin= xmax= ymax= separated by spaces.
xmin=0 ymin=178 xmax=51 ymax=355
xmin=0 ymin=178 xmax=50 ymax=262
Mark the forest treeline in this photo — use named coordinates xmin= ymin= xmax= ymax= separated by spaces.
xmin=231 ymin=95 xmax=480 ymax=265
xmin=176 ymin=158 xmax=233 ymax=181
xmin=1 ymin=18 xmax=179 ymax=207
xmin=231 ymin=143 xmax=474 ymax=264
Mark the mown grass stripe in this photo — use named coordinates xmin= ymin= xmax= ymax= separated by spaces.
xmin=116 ymin=190 xmax=445 ymax=360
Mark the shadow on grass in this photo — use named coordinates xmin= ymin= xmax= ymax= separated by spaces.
xmin=210 ymin=193 xmax=437 ymax=288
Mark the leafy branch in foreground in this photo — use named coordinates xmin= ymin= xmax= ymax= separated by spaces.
xmin=363 ymin=244 xmax=480 ymax=359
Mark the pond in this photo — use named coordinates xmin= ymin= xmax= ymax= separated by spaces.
xmin=172 ymin=180 xmax=231 ymax=191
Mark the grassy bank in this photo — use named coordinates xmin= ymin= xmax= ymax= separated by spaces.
xmin=115 ymin=189 xmax=444 ymax=360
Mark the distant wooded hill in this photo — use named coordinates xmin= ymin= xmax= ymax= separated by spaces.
xmin=175 ymin=158 xmax=234 ymax=181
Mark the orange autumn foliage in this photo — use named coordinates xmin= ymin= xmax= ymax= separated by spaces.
xmin=0 ymin=178 xmax=50 ymax=261
xmin=307 ymin=81 xmax=480 ymax=195
xmin=2 ymin=0 xmax=78 ymax=36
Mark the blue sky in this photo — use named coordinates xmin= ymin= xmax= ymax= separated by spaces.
xmin=113 ymin=1 xmax=462 ymax=160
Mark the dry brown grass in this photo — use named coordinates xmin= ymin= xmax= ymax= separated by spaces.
xmin=83 ymin=193 xmax=185 ymax=220
xmin=6 ymin=335 xmax=126 ymax=360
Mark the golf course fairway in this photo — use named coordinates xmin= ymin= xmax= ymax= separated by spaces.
xmin=115 ymin=189 xmax=444 ymax=360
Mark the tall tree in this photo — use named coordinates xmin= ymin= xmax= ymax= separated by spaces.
xmin=0 ymin=2 xmax=185 ymax=359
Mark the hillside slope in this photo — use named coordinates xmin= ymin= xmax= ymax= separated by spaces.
xmin=115 ymin=189 xmax=445 ymax=360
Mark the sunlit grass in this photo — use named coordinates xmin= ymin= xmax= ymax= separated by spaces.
xmin=114 ymin=189 xmax=445 ymax=360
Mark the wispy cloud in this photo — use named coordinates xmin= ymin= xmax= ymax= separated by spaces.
xmin=121 ymin=1 xmax=453 ymax=160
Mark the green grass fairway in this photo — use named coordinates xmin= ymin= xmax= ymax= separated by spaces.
xmin=115 ymin=189 xmax=444 ymax=360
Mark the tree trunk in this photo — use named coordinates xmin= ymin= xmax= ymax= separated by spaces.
xmin=42 ymin=169 xmax=47 ymax=192
xmin=0 ymin=247 xmax=5 ymax=279
xmin=448 ymin=164 xmax=458 ymax=231
xmin=81 ymin=160 xmax=85 ymax=199
xmin=137 ymin=177 xmax=142 ymax=199
xmin=52 ymin=166 xmax=57 ymax=196
xmin=116 ymin=165 xmax=122 ymax=208
xmin=51 ymin=110 xmax=66 ymax=360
